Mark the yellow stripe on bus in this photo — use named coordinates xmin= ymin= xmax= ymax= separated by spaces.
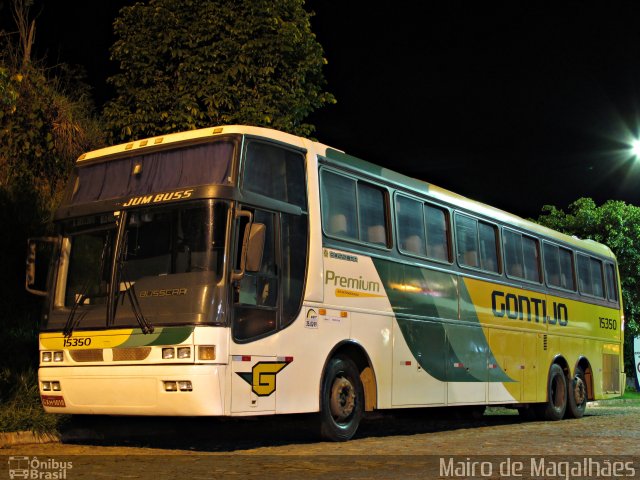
xmin=40 ymin=329 xmax=135 ymax=350
xmin=335 ymin=288 xmax=385 ymax=298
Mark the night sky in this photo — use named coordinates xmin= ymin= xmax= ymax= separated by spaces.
xmin=4 ymin=0 xmax=640 ymax=217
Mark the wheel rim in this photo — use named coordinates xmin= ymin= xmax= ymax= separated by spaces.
xmin=573 ymin=376 xmax=586 ymax=406
xmin=551 ymin=374 xmax=566 ymax=409
xmin=329 ymin=375 xmax=356 ymax=422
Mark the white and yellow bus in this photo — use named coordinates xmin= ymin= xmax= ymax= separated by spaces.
xmin=27 ymin=125 xmax=625 ymax=441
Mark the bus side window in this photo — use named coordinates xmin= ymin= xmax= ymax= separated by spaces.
xmin=590 ymin=257 xmax=605 ymax=298
xmin=243 ymin=142 xmax=306 ymax=208
xmin=281 ymin=213 xmax=308 ymax=328
xmin=321 ymin=170 xmax=357 ymax=240
xmin=522 ymin=235 xmax=541 ymax=282
xmin=577 ymin=254 xmax=593 ymax=295
xmin=357 ymin=182 xmax=387 ymax=246
xmin=234 ymin=209 xmax=278 ymax=340
xmin=455 ymin=214 xmax=479 ymax=268
xmin=504 ymin=229 xmax=522 ymax=278
xmin=605 ymin=263 xmax=618 ymax=302
xmin=543 ymin=243 xmax=561 ymax=287
xmin=478 ymin=221 xmax=499 ymax=272
xmin=426 ymin=204 xmax=450 ymax=262
xmin=234 ymin=208 xmax=309 ymax=340
xmin=504 ymin=229 xmax=540 ymax=282
xmin=455 ymin=213 xmax=498 ymax=272
xmin=545 ymin=242 xmax=576 ymax=291
xmin=397 ymin=195 xmax=426 ymax=256
xmin=558 ymin=247 xmax=575 ymax=290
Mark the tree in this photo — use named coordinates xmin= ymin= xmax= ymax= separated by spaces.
xmin=104 ymin=0 xmax=335 ymax=142
xmin=0 ymin=0 xmax=105 ymax=380
xmin=535 ymin=198 xmax=640 ymax=381
xmin=1 ymin=1 xmax=104 ymax=209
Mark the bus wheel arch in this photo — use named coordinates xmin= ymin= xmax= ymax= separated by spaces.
xmin=323 ymin=341 xmax=377 ymax=412
xmin=535 ymin=358 xmax=569 ymax=421
xmin=575 ymin=357 xmax=594 ymax=401
xmin=318 ymin=341 xmax=377 ymax=441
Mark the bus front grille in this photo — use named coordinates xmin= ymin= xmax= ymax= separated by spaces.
xmin=69 ymin=349 xmax=104 ymax=362
xmin=112 ymin=347 xmax=152 ymax=362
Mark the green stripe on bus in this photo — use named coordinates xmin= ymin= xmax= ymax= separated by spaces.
xmin=325 ymin=149 xmax=431 ymax=195
xmin=120 ymin=326 xmax=194 ymax=347
xmin=372 ymin=258 xmax=512 ymax=383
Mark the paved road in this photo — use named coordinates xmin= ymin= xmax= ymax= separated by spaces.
xmin=2 ymin=402 xmax=639 ymax=479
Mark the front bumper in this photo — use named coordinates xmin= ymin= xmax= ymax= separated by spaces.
xmin=39 ymin=364 xmax=227 ymax=416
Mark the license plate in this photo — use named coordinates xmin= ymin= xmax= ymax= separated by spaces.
xmin=41 ymin=395 xmax=66 ymax=408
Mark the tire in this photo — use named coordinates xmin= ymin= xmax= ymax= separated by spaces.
xmin=319 ymin=355 xmax=364 ymax=441
xmin=535 ymin=364 xmax=568 ymax=421
xmin=565 ymin=365 xmax=588 ymax=419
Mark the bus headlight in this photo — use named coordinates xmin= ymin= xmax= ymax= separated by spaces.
xmin=162 ymin=348 xmax=175 ymax=360
xmin=42 ymin=381 xmax=51 ymax=391
xmin=177 ymin=347 xmax=191 ymax=359
xmin=198 ymin=346 xmax=216 ymax=360
xmin=51 ymin=381 xmax=61 ymax=391
xmin=42 ymin=352 xmax=52 ymax=362
xmin=53 ymin=351 xmax=64 ymax=362
xmin=178 ymin=381 xmax=192 ymax=392
xmin=163 ymin=381 xmax=177 ymax=392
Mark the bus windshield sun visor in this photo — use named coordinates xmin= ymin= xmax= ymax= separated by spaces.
xmin=71 ymin=140 xmax=234 ymax=204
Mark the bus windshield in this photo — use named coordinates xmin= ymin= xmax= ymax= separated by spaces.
xmin=121 ymin=201 xmax=225 ymax=282
xmin=61 ymin=214 xmax=116 ymax=308
xmin=50 ymin=200 xmax=229 ymax=330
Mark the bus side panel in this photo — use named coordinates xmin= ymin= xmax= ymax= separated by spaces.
xmin=390 ymin=318 xmax=446 ymax=406
xmin=227 ymin=304 xmax=353 ymax=415
xmin=320 ymin=249 xmax=395 ymax=409
xmin=350 ymin=310 xmax=394 ymax=409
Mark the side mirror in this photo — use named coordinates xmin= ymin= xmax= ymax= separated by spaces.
xmin=232 ymin=209 xmax=266 ymax=282
xmin=26 ymin=237 xmax=57 ymax=296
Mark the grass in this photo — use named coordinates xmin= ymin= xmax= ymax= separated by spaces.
xmin=0 ymin=367 xmax=66 ymax=434
xmin=0 ymin=321 xmax=67 ymax=435
xmin=621 ymin=389 xmax=640 ymax=401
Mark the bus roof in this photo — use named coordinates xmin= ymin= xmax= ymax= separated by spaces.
xmin=77 ymin=125 xmax=614 ymax=259
xmin=76 ymin=125 xmax=332 ymax=164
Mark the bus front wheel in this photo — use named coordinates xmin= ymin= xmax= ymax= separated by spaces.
xmin=535 ymin=364 xmax=568 ymax=421
xmin=319 ymin=355 xmax=364 ymax=441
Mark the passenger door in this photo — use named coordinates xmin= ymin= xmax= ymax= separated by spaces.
xmin=231 ymin=207 xmax=280 ymax=413
xmin=230 ymin=140 xmax=309 ymax=414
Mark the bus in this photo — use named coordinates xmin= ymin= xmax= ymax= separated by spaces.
xmin=27 ymin=125 xmax=625 ymax=441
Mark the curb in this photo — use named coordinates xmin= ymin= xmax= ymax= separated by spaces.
xmin=589 ymin=399 xmax=640 ymax=406
xmin=0 ymin=431 xmax=59 ymax=448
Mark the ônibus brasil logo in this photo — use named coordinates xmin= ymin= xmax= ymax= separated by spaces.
xmin=7 ymin=456 xmax=72 ymax=479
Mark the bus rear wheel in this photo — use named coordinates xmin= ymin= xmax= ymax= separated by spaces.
xmin=565 ymin=365 xmax=587 ymax=419
xmin=535 ymin=364 xmax=568 ymax=421
xmin=319 ymin=355 xmax=364 ymax=441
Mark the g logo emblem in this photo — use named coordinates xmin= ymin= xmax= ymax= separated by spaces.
xmin=237 ymin=361 xmax=290 ymax=397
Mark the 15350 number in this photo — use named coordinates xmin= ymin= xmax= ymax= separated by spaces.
xmin=62 ymin=337 xmax=92 ymax=347
xmin=599 ymin=317 xmax=617 ymax=330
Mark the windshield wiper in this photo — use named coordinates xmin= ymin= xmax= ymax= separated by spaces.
xmin=113 ymin=230 xmax=154 ymax=334
xmin=63 ymin=294 xmax=89 ymax=337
